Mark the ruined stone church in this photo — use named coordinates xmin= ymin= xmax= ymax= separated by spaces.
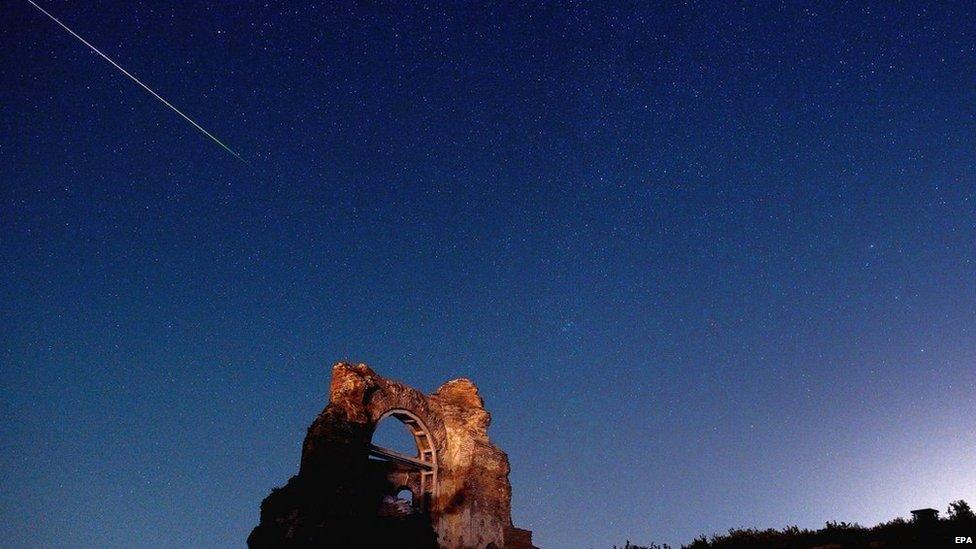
xmin=249 ymin=363 xmax=535 ymax=549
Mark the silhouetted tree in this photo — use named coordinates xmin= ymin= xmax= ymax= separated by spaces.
xmin=949 ymin=500 xmax=975 ymax=520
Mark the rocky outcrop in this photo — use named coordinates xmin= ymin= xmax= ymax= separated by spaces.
xmin=249 ymin=363 xmax=534 ymax=549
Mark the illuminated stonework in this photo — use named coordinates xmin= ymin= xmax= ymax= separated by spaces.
xmin=249 ymin=363 xmax=534 ymax=549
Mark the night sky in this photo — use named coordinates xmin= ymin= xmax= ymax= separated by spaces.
xmin=2 ymin=2 xmax=975 ymax=547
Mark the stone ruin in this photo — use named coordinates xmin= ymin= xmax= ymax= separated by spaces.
xmin=248 ymin=363 xmax=535 ymax=549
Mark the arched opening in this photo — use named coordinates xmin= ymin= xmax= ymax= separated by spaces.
xmin=368 ymin=409 xmax=438 ymax=512
xmin=395 ymin=488 xmax=413 ymax=505
xmin=371 ymin=416 xmax=420 ymax=457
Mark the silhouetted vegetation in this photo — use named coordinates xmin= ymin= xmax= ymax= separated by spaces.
xmin=619 ymin=499 xmax=976 ymax=548
xmin=612 ymin=541 xmax=672 ymax=549
xmin=948 ymin=500 xmax=975 ymax=521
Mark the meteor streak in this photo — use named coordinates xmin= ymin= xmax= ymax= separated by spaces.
xmin=26 ymin=0 xmax=245 ymax=163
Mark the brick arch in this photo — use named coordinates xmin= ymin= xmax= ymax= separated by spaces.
xmin=369 ymin=408 xmax=439 ymax=502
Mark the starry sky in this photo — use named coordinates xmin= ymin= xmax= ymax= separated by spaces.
xmin=2 ymin=2 xmax=975 ymax=548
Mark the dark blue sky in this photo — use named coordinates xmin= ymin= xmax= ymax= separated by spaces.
xmin=2 ymin=2 xmax=974 ymax=547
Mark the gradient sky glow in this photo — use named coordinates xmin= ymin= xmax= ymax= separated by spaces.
xmin=2 ymin=2 xmax=975 ymax=548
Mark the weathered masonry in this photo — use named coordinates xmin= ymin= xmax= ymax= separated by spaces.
xmin=249 ymin=363 xmax=534 ymax=549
